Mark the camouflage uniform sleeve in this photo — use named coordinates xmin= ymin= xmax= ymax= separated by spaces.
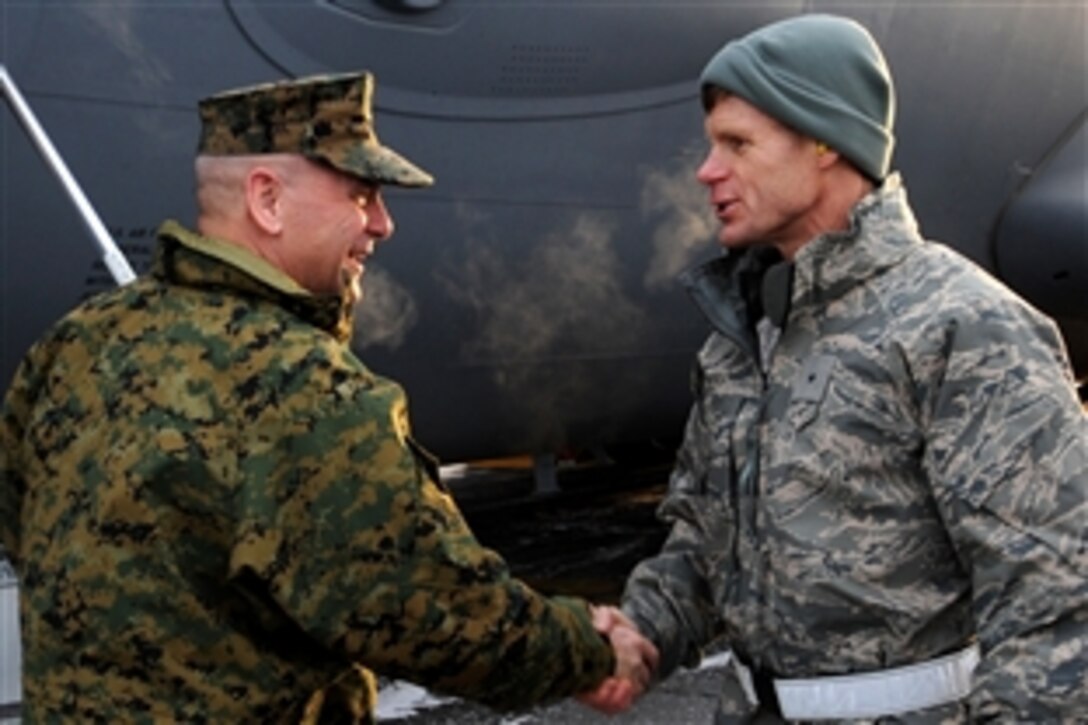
xmin=621 ymin=402 xmax=721 ymax=679
xmin=920 ymin=302 xmax=1088 ymax=721
xmin=227 ymin=369 xmax=614 ymax=711
xmin=1 ymin=341 xmax=49 ymax=565
xmin=0 ymin=383 xmax=24 ymax=563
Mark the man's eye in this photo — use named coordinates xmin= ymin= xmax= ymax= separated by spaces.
xmin=353 ymin=184 xmax=380 ymax=207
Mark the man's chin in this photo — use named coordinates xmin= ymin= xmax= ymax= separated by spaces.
xmin=719 ymin=233 xmax=751 ymax=250
xmin=721 ymin=220 xmax=769 ymax=248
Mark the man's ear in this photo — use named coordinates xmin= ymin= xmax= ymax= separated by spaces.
xmin=814 ymin=142 xmax=840 ymax=171
xmin=246 ymin=166 xmax=284 ymax=235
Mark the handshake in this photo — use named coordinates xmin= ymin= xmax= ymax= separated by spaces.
xmin=578 ymin=605 xmax=660 ymax=715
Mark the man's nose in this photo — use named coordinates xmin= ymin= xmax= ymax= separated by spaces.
xmin=696 ymin=150 xmax=728 ymax=185
xmin=366 ymin=194 xmax=395 ymax=240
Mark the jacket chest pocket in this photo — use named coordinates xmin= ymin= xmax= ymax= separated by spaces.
xmin=785 ymin=354 xmax=835 ymax=431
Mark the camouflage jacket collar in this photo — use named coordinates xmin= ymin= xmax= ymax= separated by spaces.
xmin=152 ymin=220 xmax=356 ymax=342
xmin=790 ymin=172 xmax=918 ymax=314
xmin=681 ymin=173 xmax=920 ymax=341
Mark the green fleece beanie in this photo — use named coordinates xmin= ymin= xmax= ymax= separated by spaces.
xmin=700 ymin=14 xmax=895 ymax=181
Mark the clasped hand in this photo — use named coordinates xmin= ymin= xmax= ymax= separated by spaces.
xmin=577 ymin=605 xmax=659 ymax=715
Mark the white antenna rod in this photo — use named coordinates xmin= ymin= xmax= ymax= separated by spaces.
xmin=0 ymin=64 xmax=136 ymax=285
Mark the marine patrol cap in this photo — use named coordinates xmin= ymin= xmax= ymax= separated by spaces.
xmin=700 ymin=14 xmax=895 ymax=181
xmin=197 ymin=71 xmax=434 ymax=188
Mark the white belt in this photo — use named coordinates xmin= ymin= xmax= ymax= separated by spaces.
xmin=762 ymin=643 xmax=980 ymax=720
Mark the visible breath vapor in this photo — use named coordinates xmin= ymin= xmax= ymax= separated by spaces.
xmin=641 ymin=146 xmax=716 ymax=290
xmin=353 ymin=266 xmax=418 ymax=350
xmin=443 ymin=211 xmax=647 ymax=364
xmin=439 ymin=208 xmax=653 ymax=451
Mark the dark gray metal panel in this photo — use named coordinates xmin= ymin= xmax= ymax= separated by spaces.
xmin=2 ymin=0 xmax=1087 ymax=453
xmin=827 ymin=0 xmax=1088 ymax=267
xmin=993 ymin=116 xmax=1088 ymax=378
xmin=994 ymin=117 xmax=1088 ymax=322
xmin=228 ymin=0 xmax=798 ymax=106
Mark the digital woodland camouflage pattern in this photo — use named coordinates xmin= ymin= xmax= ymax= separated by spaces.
xmin=622 ymin=175 xmax=1088 ymax=723
xmin=0 ymin=221 xmax=614 ymax=723
xmin=198 ymin=71 xmax=434 ymax=189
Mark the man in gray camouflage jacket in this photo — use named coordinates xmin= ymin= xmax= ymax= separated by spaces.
xmin=585 ymin=14 xmax=1087 ymax=723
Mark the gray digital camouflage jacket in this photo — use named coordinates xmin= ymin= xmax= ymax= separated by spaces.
xmin=0 ymin=221 xmax=614 ymax=723
xmin=622 ymin=175 xmax=1088 ymax=723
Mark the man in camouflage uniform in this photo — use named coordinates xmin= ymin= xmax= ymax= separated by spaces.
xmin=596 ymin=14 xmax=1087 ymax=723
xmin=0 ymin=72 xmax=657 ymax=722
